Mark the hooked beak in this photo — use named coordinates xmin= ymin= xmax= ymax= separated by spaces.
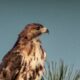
xmin=46 ymin=29 xmax=49 ymax=34
xmin=40 ymin=27 xmax=49 ymax=34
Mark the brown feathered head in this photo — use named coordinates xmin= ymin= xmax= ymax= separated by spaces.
xmin=19 ymin=23 xmax=49 ymax=40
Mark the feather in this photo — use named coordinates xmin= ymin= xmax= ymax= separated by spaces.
xmin=0 ymin=23 xmax=48 ymax=80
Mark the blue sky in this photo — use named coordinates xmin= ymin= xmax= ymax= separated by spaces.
xmin=0 ymin=0 xmax=80 ymax=70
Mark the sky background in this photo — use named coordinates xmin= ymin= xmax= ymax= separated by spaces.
xmin=0 ymin=0 xmax=80 ymax=70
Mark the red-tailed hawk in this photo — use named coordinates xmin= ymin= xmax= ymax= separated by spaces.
xmin=0 ymin=23 xmax=49 ymax=80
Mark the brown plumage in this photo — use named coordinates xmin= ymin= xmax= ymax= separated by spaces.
xmin=0 ymin=23 xmax=49 ymax=80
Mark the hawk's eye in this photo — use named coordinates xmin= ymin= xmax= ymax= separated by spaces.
xmin=36 ymin=27 xmax=40 ymax=30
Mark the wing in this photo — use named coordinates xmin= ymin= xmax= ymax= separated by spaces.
xmin=0 ymin=51 xmax=23 ymax=80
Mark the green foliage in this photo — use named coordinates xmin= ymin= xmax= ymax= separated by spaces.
xmin=43 ymin=60 xmax=80 ymax=80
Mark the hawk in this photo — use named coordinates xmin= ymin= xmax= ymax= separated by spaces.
xmin=0 ymin=23 xmax=49 ymax=80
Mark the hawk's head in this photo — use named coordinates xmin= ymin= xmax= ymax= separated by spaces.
xmin=19 ymin=23 xmax=49 ymax=40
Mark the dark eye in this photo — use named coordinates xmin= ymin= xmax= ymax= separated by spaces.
xmin=36 ymin=27 xmax=40 ymax=30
